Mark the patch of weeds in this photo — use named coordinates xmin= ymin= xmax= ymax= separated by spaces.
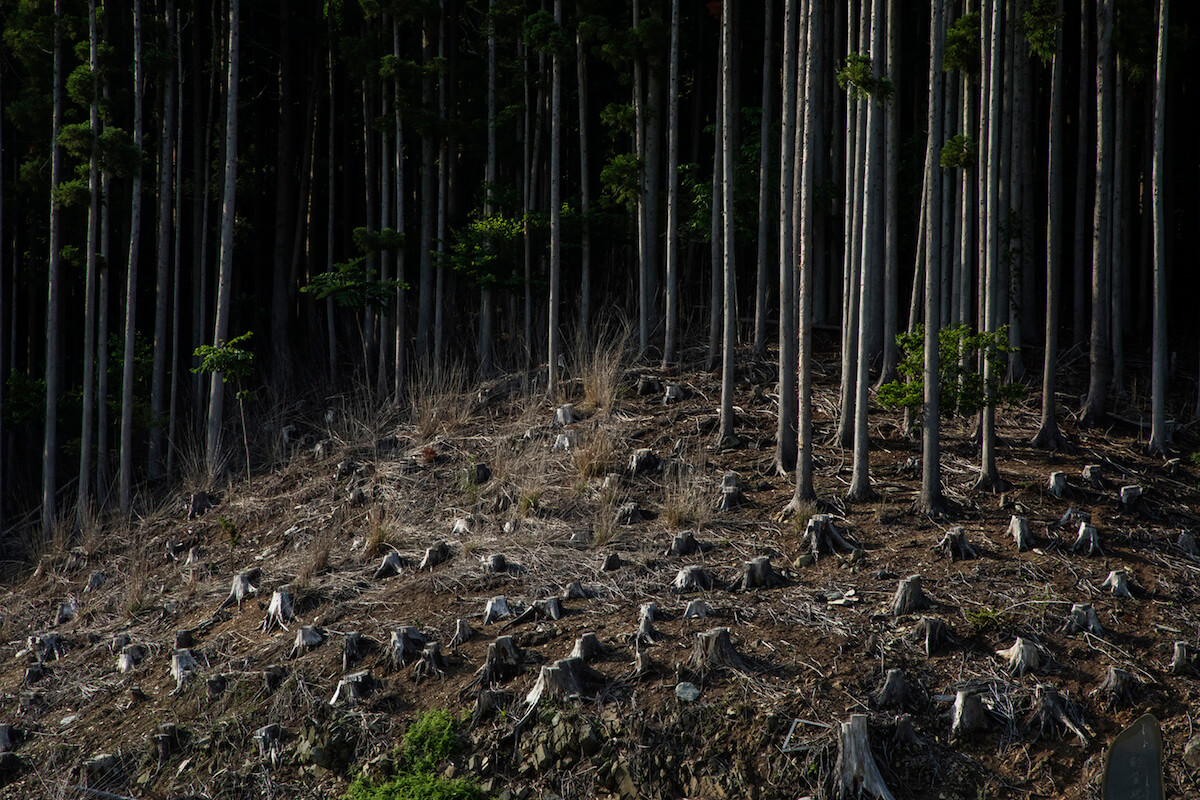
xmin=574 ymin=432 xmax=617 ymax=479
xmin=518 ymin=489 xmax=542 ymax=516
xmin=573 ymin=325 xmax=629 ymax=415
xmin=296 ymin=533 xmax=332 ymax=588
xmin=345 ymin=710 xmax=485 ymax=800
xmin=364 ymin=507 xmax=391 ymax=559
xmin=661 ymin=472 xmax=710 ymax=531
xmin=410 ymin=363 xmax=473 ymax=439
xmin=962 ymin=604 xmax=1011 ymax=635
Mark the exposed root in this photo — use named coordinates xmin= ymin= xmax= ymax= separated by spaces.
xmin=261 ymin=585 xmax=295 ymax=633
xmin=1029 ymin=684 xmax=1091 ymax=745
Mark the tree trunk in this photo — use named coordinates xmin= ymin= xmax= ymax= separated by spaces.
xmin=707 ymin=35 xmax=723 ymax=374
xmin=547 ymin=0 xmax=563 ymax=399
xmin=1082 ymin=0 xmax=1113 ymax=426
xmin=326 ymin=30 xmax=337 ymax=385
xmin=775 ymin=0 xmax=799 ymax=475
xmin=718 ymin=0 xmax=737 ymax=443
xmin=1072 ymin=0 xmax=1091 ymax=347
xmin=167 ymin=10 xmax=184 ymax=478
xmin=120 ymin=0 xmax=146 ymax=513
xmin=78 ymin=0 xmax=100 ymax=517
xmin=393 ymin=19 xmax=406 ymax=400
xmin=271 ymin=0 xmax=296 ymax=388
xmin=480 ymin=1 xmax=497 ymax=377
xmin=976 ymin=0 xmax=1003 ymax=491
xmin=1110 ymin=58 xmax=1125 ymax=391
xmin=206 ymin=0 xmax=240 ymax=474
xmin=1148 ymin=0 xmax=1169 ymax=453
xmin=879 ymin=0 xmax=899 ymax=382
xmin=150 ymin=0 xmax=177 ymax=481
xmin=753 ymin=0 xmax=775 ymax=358
xmin=643 ymin=12 xmax=662 ymax=355
xmin=576 ymin=10 xmax=592 ymax=353
xmin=662 ymin=0 xmax=680 ymax=368
xmin=44 ymin=0 xmax=64 ymax=534
xmin=418 ymin=15 xmax=436 ymax=360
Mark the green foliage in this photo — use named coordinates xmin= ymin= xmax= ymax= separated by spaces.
xmin=443 ymin=213 xmax=524 ymax=290
xmin=400 ymin=710 xmax=458 ymax=774
xmin=192 ymin=332 xmax=255 ymax=383
xmin=600 ymin=102 xmax=636 ymax=140
xmin=1022 ymin=0 xmax=1061 ymax=65
xmin=940 ymin=134 xmax=978 ymax=169
xmin=944 ymin=12 xmax=981 ymax=74
xmin=343 ymin=710 xmax=484 ymax=800
xmin=877 ymin=324 xmax=1025 ymax=419
xmin=837 ymin=53 xmax=894 ymax=101
xmin=600 ymin=152 xmax=643 ymax=211
xmin=302 ymin=259 xmax=403 ymax=308
xmin=345 ymin=773 xmax=484 ymax=800
xmin=2 ymin=371 xmax=46 ymax=427
xmin=353 ymin=226 xmax=405 ymax=254
xmin=523 ymin=10 xmax=568 ymax=56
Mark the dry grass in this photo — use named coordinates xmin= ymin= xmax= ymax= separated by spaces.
xmin=409 ymin=361 xmax=474 ymax=439
xmin=574 ymin=325 xmax=630 ymax=415
xmin=660 ymin=450 xmax=713 ymax=532
xmin=362 ymin=505 xmax=392 ymax=559
xmin=573 ymin=428 xmax=618 ymax=479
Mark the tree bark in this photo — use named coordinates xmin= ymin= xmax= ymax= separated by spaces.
xmin=150 ymin=0 xmax=177 ymax=480
xmin=1082 ymin=0 xmax=1113 ymax=426
xmin=418 ymin=14 xmax=436 ymax=360
xmin=78 ymin=0 xmax=100 ymax=517
xmin=1148 ymin=0 xmax=1169 ymax=453
xmin=576 ymin=10 xmax=592 ymax=353
xmin=718 ymin=0 xmax=737 ymax=443
xmin=547 ymin=0 xmax=562 ymax=399
xmin=271 ymin=0 xmax=296 ymax=388
xmin=480 ymin=1 xmax=497 ymax=377
xmin=44 ymin=0 xmax=64 ymax=533
xmin=662 ymin=0 xmax=681 ymax=368
xmin=775 ymin=0 xmax=799 ymax=475
xmin=753 ymin=0 xmax=775 ymax=358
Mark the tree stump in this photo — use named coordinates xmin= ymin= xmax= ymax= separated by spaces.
xmin=1047 ymin=471 xmax=1067 ymax=498
xmin=174 ymin=629 xmax=194 ymax=650
xmin=485 ymin=554 xmax=509 ymax=574
xmin=255 ymin=723 xmax=282 ymax=766
xmin=673 ymin=565 xmax=712 ymax=592
xmin=524 ymin=656 xmax=604 ymax=708
xmin=1062 ymin=603 xmax=1105 ymax=636
xmin=262 ymin=664 xmax=287 ymax=694
xmin=553 ymin=431 xmax=579 ymax=452
xmin=554 ymin=404 xmax=576 ymax=427
xmin=81 ymin=753 xmax=123 ymax=789
xmin=1093 ymin=666 xmax=1139 ymax=708
xmin=561 ymin=581 xmax=593 ymax=600
xmin=1008 ymin=515 xmax=1034 ymax=552
xmin=718 ymin=471 xmax=747 ymax=512
xmin=1171 ymin=641 xmax=1197 ymax=676
xmin=835 ymin=714 xmax=897 ymax=800
xmin=483 ymin=596 xmax=513 ymax=624
xmin=933 ymin=527 xmax=979 ymax=561
xmin=0 ymin=725 xmax=15 ymax=754
xmin=728 ymin=556 xmax=785 ymax=591
xmin=117 ymin=644 xmax=144 ymax=674
xmin=683 ymin=599 xmax=711 ymax=619
xmin=1071 ymin=522 xmax=1103 ymax=557
xmin=636 ymin=375 xmax=662 ymax=396
xmin=469 ymin=688 xmax=508 ymax=727
xmin=1119 ymin=485 xmax=1142 ymax=513
xmin=628 ymin=448 xmax=660 ymax=475
xmin=800 ymin=514 xmax=857 ymax=561
xmin=290 ymin=626 xmax=324 ymax=658
xmin=665 ymin=530 xmax=707 ymax=557
xmin=1052 ymin=508 xmax=1090 ymax=531
xmin=206 ymin=674 xmax=226 ymax=699
xmin=601 ymin=553 xmax=623 ymax=572
xmin=419 ymin=541 xmax=451 ymax=570
xmin=467 ymin=636 xmax=523 ymax=690
xmin=261 ymin=585 xmax=295 ymax=633
xmin=31 ymin=634 xmax=62 ymax=663
xmin=54 ymin=598 xmax=78 ymax=626
xmin=373 ymin=551 xmax=404 ymax=580
xmin=570 ymin=632 xmax=606 ymax=662
xmin=996 ymin=637 xmax=1043 ymax=676
xmin=469 ymin=462 xmax=492 ymax=485
xmin=634 ymin=602 xmax=664 ymax=645
xmin=1082 ymin=464 xmax=1104 ymax=488
xmin=686 ymin=627 xmax=746 ymax=677
xmin=875 ymin=668 xmax=914 ymax=711
xmin=110 ymin=634 xmax=130 ymax=653
xmin=633 ymin=647 xmax=655 ymax=679
xmin=170 ymin=649 xmax=197 ymax=694
xmin=889 ymin=576 xmax=931 ymax=616
xmin=188 ymin=491 xmax=213 ymax=519
xmin=452 ymin=517 xmax=472 ymax=536
xmin=950 ymin=690 xmax=988 ymax=739
xmin=614 ymin=501 xmax=642 ymax=525
xmin=343 ymin=631 xmax=363 ymax=672
xmin=1177 ymin=531 xmax=1200 ymax=557
xmin=390 ymin=627 xmax=426 ymax=668
xmin=503 ymin=597 xmax=563 ymax=629
xmin=154 ymin=723 xmax=180 ymax=765
xmin=912 ymin=617 xmax=951 ymax=657
xmin=412 ymin=642 xmax=447 ymax=683
xmin=1029 ymin=684 xmax=1090 ymax=744
xmin=84 ymin=570 xmax=106 ymax=593
xmin=1100 ymin=569 xmax=1132 ymax=597
xmin=218 ymin=568 xmax=261 ymax=611
xmin=24 ymin=663 xmax=46 ymax=684
xmin=663 ymin=383 xmax=685 ymax=404
xmin=892 ymin=714 xmax=922 ymax=750
xmin=448 ymin=619 xmax=476 ymax=649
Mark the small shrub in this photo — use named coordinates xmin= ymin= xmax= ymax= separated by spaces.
xmin=344 ymin=710 xmax=485 ymax=800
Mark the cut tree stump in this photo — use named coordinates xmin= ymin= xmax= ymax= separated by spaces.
xmin=154 ymin=723 xmax=180 ymax=765
xmin=170 ymin=649 xmax=197 ymax=694
xmin=1047 ymin=471 xmax=1067 ymax=498
xmin=1029 ymin=684 xmax=1090 ymax=744
xmin=482 ymin=597 xmax=513 ymax=624
xmin=452 ymin=517 xmax=472 ymax=536
xmin=889 ymin=576 xmax=931 ymax=616
xmin=1062 ymin=603 xmax=1105 ymax=636
xmin=448 ymin=619 xmax=475 ymax=649
xmin=912 ymin=617 xmax=951 ymax=657
xmin=800 ymin=514 xmax=857 ymax=561
xmin=188 ymin=491 xmax=213 ymax=519
xmin=601 ymin=553 xmax=623 ymax=572
xmin=663 ymin=383 xmax=685 ymax=404
xmin=290 ymin=626 xmax=324 ymax=658
xmin=419 ymin=541 xmax=451 ymax=570
xmin=875 ymin=668 xmax=914 ymax=711
xmin=503 ymin=597 xmax=563 ymax=629
xmin=1094 ymin=666 xmax=1139 ymax=708
xmin=950 ymin=690 xmax=988 ymax=739
xmin=1008 ymin=516 xmax=1034 ymax=552
xmin=524 ymin=657 xmax=605 ymax=708
xmin=1177 ymin=532 xmax=1199 ymax=557
xmin=835 ymin=714 xmax=897 ymax=800
xmin=1100 ymin=569 xmax=1133 ymax=597
xmin=683 ymin=599 xmax=711 ymax=619
xmin=117 ymin=644 xmax=144 ymax=674
xmin=632 ymin=647 xmax=655 ymax=679
xmin=262 ymin=665 xmax=287 ymax=694
xmin=569 ymin=633 xmax=606 ymax=662
xmin=1082 ymin=464 xmax=1104 ymax=488
xmin=261 ymin=585 xmax=295 ymax=633
xmin=553 ymin=431 xmax=578 ymax=452
xmin=614 ymin=502 xmax=642 ymax=525
xmin=343 ymin=632 xmax=363 ymax=672
xmin=0 ymin=724 xmax=16 ymax=753
xmin=110 ymin=634 xmax=130 ymax=653
xmin=628 ymin=448 xmax=660 ymax=475
xmin=1071 ymin=522 xmax=1103 ymax=557
xmin=174 ymin=630 xmax=194 ymax=649
xmin=255 ymin=723 xmax=282 ymax=766
xmin=718 ymin=472 xmax=747 ymax=512
xmin=28 ymin=634 xmax=62 ymax=662
xmin=373 ymin=551 xmax=404 ymax=580
xmin=390 ymin=627 xmax=426 ymax=668
xmin=727 ymin=556 xmax=785 ymax=591
xmin=206 ymin=675 xmax=226 ymax=699
xmin=81 ymin=753 xmax=123 ymax=789
xmin=996 ymin=637 xmax=1043 ymax=676
xmin=84 ymin=570 xmax=106 ymax=593
xmin=1119 ymin=485 xmax=1142 ymax=513
xmin=467 ymin=636 xmax=523 ymax=690
xmin=673 ymin=565 xmax=712 ymax=592
xmin=686 ymin=627 xmax=746 ymax=677
xmin=412 ymin=642 xmax=447 ymax=683
xmin=55 ymin=598 xmax=78 ymax=626
xmin=217 ymin=568 xmax=261 ymax=611
xmin=634 ymin=602 xmax=664 ymax=645
xmin=554 ymin=404 xmax=576 ymax=427
xmin=484 ymin=554 xmax=509 ymax=574
xmin=636 ymin=375 xmax=662 ymax=396
xmin=561 ymin=581 xmax=593 ymax=600
xmin=1171 ymin=642 xmax=1197 ymax=676
xmin=665 ymin=530 xmax=708 ymax=557
xmin=933 ymin=527 xmax=979 ymax=561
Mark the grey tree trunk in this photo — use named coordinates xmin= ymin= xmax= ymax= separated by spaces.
xmin=718 ymin=0 xmax=737 ymax=443
xmin=633 ymin=0 xmax=648 ymax=353
xmin=1110 ymin=58 xmax=1125 ymax=391
xmin=78 ymin=0 xmax=100 ymax=517
xmin=150 ymin=0 xmax=177 ymax=480
xmin=167 ymin=10 xmax=183 ymax=477
xmin=775 ymin=0 xmax=798 ymax=475
xmin=480 ymin=1 xmax=497 ymax=377
xmin=576 ymin=12 xmax=592 ymax=352
xmin=44 ymin=0 xmax=64 ymax=533
xmin=206 ymin=0 xmax=240 ymax=474
xmin=97 ymin=69 xmax=113 ymax=507
xmin=1148 ymin=0 xmax=1169 ymax=454
xmin=417 ymin=17 xmax=436 ymax=360
xmin=1032 ymin=0 xmax=1067 ymax=452
xmin=707 ymin=47 xmax=723 ymax=374
xmin=1072 ymin=1 xmax=1091 ymax=346
xmin=120 ymin=0 xmax=146 ymax=513
xmin=326 ymin=32 xmax=337 ymax=384
xmin=547 ymin=0 xmax=563 ymax=399
xmin=378 ymin=36 xmax=392 ymax=394
xmin=753 ymin=0 xmax=775 ymax=358
xmin=270 ymin=0 xmax=295 ymax=387
xmin=1082 ymin=0 xmax=1114 ymax=426
xmin=643 ymin=17 xmax=662 ymax=355
xmin=836 ymin=2 xmax=864 ymax=449
xmin=393 ymin=19 xmax=406 ymax=400
xmin=433 ymin=7 xmax=448 ymax=368
xmin=662 ymin=0 xmax=681 ymax=368
xmin=879 ymin=0 xmax=899 ymax=383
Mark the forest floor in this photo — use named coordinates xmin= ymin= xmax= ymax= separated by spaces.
xmin=2 ymin=334 xmax=1199 ymax=800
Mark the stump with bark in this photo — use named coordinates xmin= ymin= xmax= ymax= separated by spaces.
xmin=601 ymin=553 xmax=623 ymax=572
xmin=448 ymin=619 xmax=475 ymax=649
xmin=54 ymin=598 xmax=78 ymax=626
xmin=1177 ymin=532 xmax=1199 ymax=557
xmin=686 ymin=627 xmax=746 ymax=677
xmin=553 ymin=431 xmax=578 ymax=452
xmin=663 ymin=383 xmax=685 ymax=404
xmin=262 ymin=664 xmax=287 ymax=694
xmin=799 ymin=514 xmax=857 ymax=561
xmin=0 ymin=725 xmax=16 ymax=754
xmin=503 ymin=597 xmax=563 ymax=629
xmin=218 ymin=568 xmax=261 ymax=611
xmin=727 ymin=556 xmax=785 ymax=591
xmin=633 ymin=602 xmax=664 ymax=646
xmin=1047 ymin=471 xmax=1067 ymax=498
xmin=255 ymin=724 xmax=282 ymax=766
xmin=261 ymin=585 xmax=295 ymax=633
xmin=1008 ymin=516 xmax=1034 ymax=552
xmin=1119 ymin=485 xmax=1142 ymax=513
xmin=628 ymin=448 xmax=660 ymax=475
xmin=290 ymin=626 xmax=324 ymax=658
xmin=561 ymin=581 xmax=593 ymax=600
xmin=524 ymin=656 xmax=605 ymax=708
xmin=1100 ymin=569 xmax=1133 ymax=597
xmin=467 ymin=636 xmax=523 ymax=690
xmin=912 ymin=617 xmax=951 ymax=657
xmin=1093 ymin=666 xmax=1139 ymax=708
xmin=570 ymin=632 xmax=606 ymax=662
xmin=1062 ymin=603 xmax=1105 ymax=636
xmin=673 ymin=565 xmax=712 ymax=592
xmin=554 ymin=404 xmax=576 ymax=427
xmin=1171 ymin=641 xmax=1197 ymax=676
xmin=170 ymin=649 xmax=197 ymax=694
xmin=390 ymin=627 xmax=426 ymax=668
xmin=875 ymin=668 xmax=914 ymax=710
xmin=1029 ymin=684 xmax=1090 ymax=744
xmin=206 ymin=674 xmax=226 ymax=699
xmin=117 ymin=644 xmax=144 ymax=674
xmin=632 ymin=647 xmax=655 ymax=679
xmin=28 ymin=634 xmax=62 ymax=662
xmin=419 ymin=541 xmax=451 ymax=570
xmin=1071 ymin=522 xmax=1103 ymax=557
xmin=174 ymin=629 xmax=194 ymax=649
xmin=933 ymin=527 xmax=979 ymax=561
xmin=683 ymin=599 xmax=711 ymax=619
xmin=718 ymin=471 xmax=747 ymax=512
xmin=483 ymin=596 xmax=513 ymax=624
xmin=484 ymin=554 xmax=509 ymax=574
xmin=834 ymin=714 xmax=897 ymax=800
xmin=1052 ymin=508 xmax=1089 ymax=531
xmin=1082 ymin=464 xmax=1104 ymax=488
xmin=665 ymin=530 xmax=708 ymax=557
xmin=412 ymin=642 xmax=447 ymax=683
xmin=154 ymin=723 xmax=180 ymax=765
xmin=343 ymin=632 xmax=363 ymax=672
xmin=373 ymin=551 xmax=404 ymax=580
xmin=85 ymin=570 xmax=106 ymax=592
xmin=996 ymin=637 xmax=1043 ymax=676
xmin=950 ymin=690 xmax=988 ymax=739
xmin=889 ymin=576 xmax=931 ymax=616
xmin=614 ymin=502 xmax=642 ymax=525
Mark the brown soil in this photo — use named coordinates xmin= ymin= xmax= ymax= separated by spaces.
xmin=1 ymin=343 xmax=1198 ymax=800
